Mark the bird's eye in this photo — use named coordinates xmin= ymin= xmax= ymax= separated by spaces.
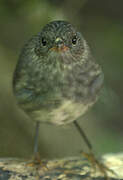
xmin=72 ymin=35 xmax=77 ymax=45
xmin=42 ymin=37 xmax=47 ymax=46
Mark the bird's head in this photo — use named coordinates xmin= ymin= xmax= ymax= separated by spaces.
xmin=35 ymin=21 xmax=88 ymax=65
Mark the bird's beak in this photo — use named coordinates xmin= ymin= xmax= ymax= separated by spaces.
xmin=50 ymin=37 xmax=69 ymax=52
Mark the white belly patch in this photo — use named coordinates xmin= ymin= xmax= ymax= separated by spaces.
xmin=29 ymin=100 xmax=93 ymax=125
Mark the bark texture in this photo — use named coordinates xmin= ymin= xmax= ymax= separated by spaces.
xmin=0 ymin=153 xmax=122 ymax=180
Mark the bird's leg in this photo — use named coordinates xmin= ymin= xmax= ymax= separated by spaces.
xmin=26 ymin=121 xmax=41 ymax=166
xmin=73 ymin=121 xmax=92 ymax=150
xmin=33 ymin=121 xmax=41 ymax=164
xmin=73 ymin=121 xmax=114 ymax=179
xmin=27 ymin=121 xmax=48 ymax=170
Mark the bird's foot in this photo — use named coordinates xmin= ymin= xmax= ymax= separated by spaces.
xmin=81 ymin=151 xmax=115 ymax=180
xmin=26 ymin=152 xmax=48 ymax=171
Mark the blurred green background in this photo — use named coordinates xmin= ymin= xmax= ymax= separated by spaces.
xmin=0 ymin=0 xmax=123 ymax=159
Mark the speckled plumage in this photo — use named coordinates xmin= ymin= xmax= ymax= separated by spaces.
xmin=13 ymin=20 xmax=104 ymax=125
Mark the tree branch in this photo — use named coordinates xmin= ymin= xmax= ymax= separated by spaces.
xmin=0 ymin=153 xmax=122 ymax=180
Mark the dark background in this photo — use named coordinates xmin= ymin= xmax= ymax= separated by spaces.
xmin=0 ymin=0 xmax=123 ymax=159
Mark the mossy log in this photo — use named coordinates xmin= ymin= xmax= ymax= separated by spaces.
xmin=0 ymin=153 xmax=122 ymax=180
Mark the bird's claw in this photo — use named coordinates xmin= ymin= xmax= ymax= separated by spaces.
xmin=26 ymin=152 xmax=48 ymax=171
xmin=81 ymin=151 xmax=116 ymax=180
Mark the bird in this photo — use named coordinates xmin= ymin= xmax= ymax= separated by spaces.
xmin=13 ymin=20 xmax=109 ymax=177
